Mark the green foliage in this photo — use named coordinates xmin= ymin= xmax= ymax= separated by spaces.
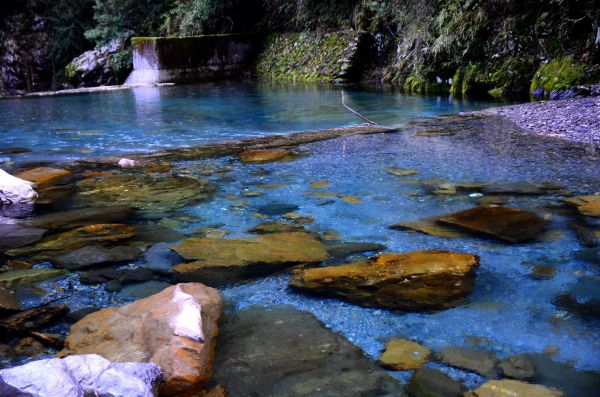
xmin=109 ymin=48 xmax=133 ymax=84
xmin=259 ymin=0 xmax=359 ymax=32
xmin=530 ymin=57 xmax=586 ymax=94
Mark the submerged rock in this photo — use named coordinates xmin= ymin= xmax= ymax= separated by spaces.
xmin=385 ymin=166 xmax=419 ymax=177
xmin=438 ymin=205 xmax=546 ymax=242
xmin=52 ymin=245 xmax=141 ymax=270
xmin=247 ymin=221 xmax=305 ymax=234
xmin=498 ymin=354 xmax=536 ymax=380
xmin=324 ymin=241 xmax=387 ymax=261
xmin=239 ymin=149 xmax=298 ymax=163
xmin=31 ymin=206 xmax=133 ymax=230
xmin=0 ymin=169 xmax=37 ymax=205
xmin=290 ymin=250 xmax=479 ymax=311
xmin=0 ymin=287 xmax=20 ymax=313
xmin=76 ymin=174 xmax=215 ymax=215
xmin=482 ymin=182 xmax=559 ymax=196
xmin=256 ymin=202 xmax=299 ymax=216
xmin=172 ymin=232 xmax=328 ymax=285
xmin=378 ymin=338 xmax=431 ymax=370
xmin=61 ymin=283 xmax=223 ymax=396
xmin=0 ymin=305 xmax=68 ymax=336
xmin=0 ymin=354 xmax=161 ymax=397
xmin=212 ymin=305 xmax=405 ymax=396
xmin=0 ymin=217 xmax=46 ymax=250
xmin=5 ymin=224 xmax=136 ymax=257
xmin=406 ymin=367 xmax=467 ymax=397
xmin=565 ymin=194 xmax=600 ymax=217
xmin=437 ymin=346 xmax=499 ymax=378
xmin=0 ymin=269 xmax=67 ymax=289
xmin=143 ymin=242 xmax=183 ymax=274
xmin=15 ymin=167 xmax=71 ymax=188
xmin=390 ymin=217 xmax=470 ymax=239
xmin=471 ymin=379 xmax=563 ymax=397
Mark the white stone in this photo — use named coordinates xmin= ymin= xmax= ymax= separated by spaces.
xmin=118 ymin=158 xmax=137 ymax=168
xmin=0 ymin=354 xmax=161 ymax=397
xmin=0 ymin=169 xmax=37 ymax=205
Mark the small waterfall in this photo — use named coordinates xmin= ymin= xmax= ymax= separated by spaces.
xmin=124 ymin=69 xmax=160 ymax=85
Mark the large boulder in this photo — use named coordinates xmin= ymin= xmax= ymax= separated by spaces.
xmin=438 ymin=205 xmax=546 ymax=242
xmin=289 ymin=250 xmax=479 ymax=311
xmin=212 ymin=306 xmax=405 ymax=396
xmin=64 ymin=40 xmax=126 ymax=87
xmin=0 ymin=354 xmax=161 ymax=397
xmin=172 ymin=232 xmax=328 ymax=285
xmin=0 ymin=169 xmax=37 ymax=205
xmin=60 ymin=283 xmax=223 ymax=396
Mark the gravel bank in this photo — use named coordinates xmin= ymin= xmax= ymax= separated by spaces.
xmin=477 ymin=96 xmax=600 ymax=148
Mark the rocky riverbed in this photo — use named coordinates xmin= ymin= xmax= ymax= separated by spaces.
xmin=480 ymin=95 xmax=600 ymax=149
xmin=0 ymin=113 xmax=599 ymax=396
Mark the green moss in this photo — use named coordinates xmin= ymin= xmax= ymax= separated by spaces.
xmin=450 ymin=69 xmax=463 ymax=97
xmin=530 ymin=57 xmax=585 ymax=95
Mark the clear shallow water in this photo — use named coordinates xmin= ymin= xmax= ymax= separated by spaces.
xmin=2 ymin=83 xmax=599 ymax=393
xmin=0 ymin=82 xmax=499 ymax=164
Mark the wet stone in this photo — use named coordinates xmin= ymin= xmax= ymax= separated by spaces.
xmin=385 ymin=166 xmax=419 ymax=177
xmin=290 ymin=250 xmax=479 ymax=311
xmin=564 ymin=194 xmax=600 ymax=217
xmin=0 ymin=305 xmax=68 ymax=336
xmin=30 ymin=206 xmax=133 ymax=231
xmin=471 ymin=379 xmax=563 ymax=397
xmin=406 ymin=367 xmax=467 ymax=397
xmin=324 ymin=241 xmax=387 ymax=261
xmin=143 ymin=242 xmax=183 ymax=274
xmin=79 ymin=267 xmax=154 ymax=285
xmin=0 ymin=219 xmax=46 ymax=251
xmin=390 ymin=217 xmax=470 ymax=239
xmin=118 ymin=280 xmax=172 ymax=299
xmin=15 ymin=167 xmax=71 ymax=188
xmin=438 ymin=205 xmax=547 ymax=243
xmin=0 ymin=269 xmax=67 ymax=289
xmin=256 ymin=202 xmax=299 ymax=216
xmin=239 ymin=149 xmax=298 ymax=163
xmin=498 ymin=354 xmax=536 ymax=380
xmin=247 ymin=221 xmax=305 ymax=234
xmin=482 ymin=182 xmax=556 ymax=196
xmin=378 ymin=338 xmax=431 ymax=370
xmin=0 ymin=287 xmax=20 ymax=313
xmin=212 ymin=306 xmax=405 ymax=397
xmin=529 ymin=265 xmax=557 ymax=280
xmin=52 ymin=245 xmax=141 ymax=270
xmin=437 ymin=346 xmax=499 ymax=379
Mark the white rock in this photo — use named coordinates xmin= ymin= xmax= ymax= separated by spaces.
xmin=118 ymin=158 xmax=137 ymax=168
xmin=0 ymin=169 xmax=37 ymax=205
xmin=0 ymin=354 xmax=161 ymax=397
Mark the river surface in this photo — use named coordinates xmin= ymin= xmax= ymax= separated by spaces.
xmin=1 ymin=82 xmax=599 ymax=395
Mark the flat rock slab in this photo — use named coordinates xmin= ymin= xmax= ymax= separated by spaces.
xmin=61 ymin=283 xmax=222 ymax=396
xmin=212 ymin=305 xmax=405 ymax=396
xmin=0 ymin=305 xmax=68 ymax=335
xmin=31 ymin=206 xmax=133 ymax=230
xmin=390 ymin=217 xmax=470 ymax=239
xmin=53 ymin=245 xmax=141 ymax=270
xmin=471 ymin=379 xmax=563 ymax=397
xmin=15 ymin=167 xmax=71 ymax=187
xmin=0 ymin=269 xmax=67 ymax=289
xmin=239 ymin=149 xmax=298 ymax=163
xmin=0 ymin=354 xmax=161 ymax=397
xmin=438 ymin=205 xmax=546 ymax=242
xmin=290 ymin=250 xmax=479 ymax=311
xmin=172 ymin=232 xmax=328 ymax=286
xmin=0 ymin=219 xmax=46 ymax=250
xmin=5 ymin=224 xmax=136 ymax=257
xmin=437 ymin=346 xmax=499 ymax=379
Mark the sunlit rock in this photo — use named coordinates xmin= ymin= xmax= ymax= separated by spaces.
xmin=438 ymin=205 xmax=546 ymax=242
xmin=0 ymin=169 xmax=37 ymax=205
xmin=60 ymin=283 xmax=222 ymax=396
xmin=565 ymin=194 xmax=600 ymax=217
xmin=470 ymin=379 xmax=563 ymax=397
xmin=290 ymin=250 xmax=479 ymax=311
xmin=5 ymin=224 xmax=136 ymax=257
xmin=172 ymin=232 xmax=328 ymax=286
xmin=15 ymin=167 xmax=71 ymax=188
xmin=239 ymin=149 xmax=298 ymax=163
xmin=0 ymin=354 xmax=161 ymax=397
xmin=378 ymin=338 xmax=431 ymax=370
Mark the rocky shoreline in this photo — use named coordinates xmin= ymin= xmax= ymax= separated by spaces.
xmin=476 ymin=96 xmax=600 ymax=149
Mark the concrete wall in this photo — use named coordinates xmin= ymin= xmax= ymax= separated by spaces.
xmin=125 ymin=34 xmax=256 ymax=85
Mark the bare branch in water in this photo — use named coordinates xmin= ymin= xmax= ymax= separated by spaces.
xmin=341 ymin=91 xmax=378 ymax=125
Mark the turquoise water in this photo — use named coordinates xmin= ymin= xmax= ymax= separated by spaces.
xmin=2 ymin=83 xmax=599 ymax=394
xmin=0 ymin=82 xmax=498 ymax=164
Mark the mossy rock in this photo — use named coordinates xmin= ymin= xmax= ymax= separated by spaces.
xmin=530 ymin=57 xmax=585 ymax=97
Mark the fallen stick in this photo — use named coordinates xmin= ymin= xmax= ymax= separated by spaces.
xmin=341 ymin=91 xmax=378 ymax=125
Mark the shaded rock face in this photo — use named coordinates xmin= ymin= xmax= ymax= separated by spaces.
xmin=65 ymin=40 xmax=125 ymax=87
xmin=290 ymin=250 xmax=479 ymax=311
xmin=406 ymin=367 xmax=466 ymax=397
xmin=172 ymin=232 xmax=328 ymax=286
xmin=472 ymin=379 xmax=563 ymax=397
xmin=76 ymin=174 xmax=215 ymax=216
xmin=213 ymin=306 xmax=405 ymax=396
xmin=0 ymin=354 xmax=161 ymax=397
xmin=5 ymin=224 xmax=136 ymax=257
xmin=0 ymin=169 xmax=37 ymax=205
xmin=437 ymin=346 xmax=499 ymax=378
xmin=31 ymin=206 xmax=133 ymax=231
xmin=61 ymin=283 xmax=223 ymax=396
xmin=0 ymin=217 xmax=46 ymax=250
xmin=565 ymin=194 xmax=600 ymax=217
xmin=52 ymin=245 xmax=141 ymax=270
xmin=438 ymin=205 xmax=546 ymax=243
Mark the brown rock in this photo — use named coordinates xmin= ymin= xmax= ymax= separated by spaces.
xmin=172 ymin=232 xmax=328 ymax=285
xmin=471 ymin=379 xmax=563 ymax=397
xmin=390 ymin=217 xmax=471 ymax=239
xmin=379 ymin=338 xmax=431 ymax=370
xmin=406 ymin=367 xmax=466 ymax=397
xmin=60 ymin=283 xmax=223 ymax=396
xmin=31 ymin=206 xmax=133 ymax=230
xmin=5 ymin=224 xmax=136 ymax=257
xmin=565 ymin=194 xmax=600 ymax=217
xmin=239 ymin=149 xmax=297 ymax=163
xmin=0 ymin=305 xmax=68 ymax=336
xmin=437 ymin=346 xmax=498 ymax=378
xmin=289 ymin=250 xmax=479 ymax=311
xmin=15 ymin=167 xmax=71 ymax=187
xmin=498 ymin=354 xmax=536 ymax=380
xmin=0 ymin=287 xmax=20 ymax=313
xmin=438 ymin=205 xmax=546 ymax=242
xmin=247 ymin=221 xmax=305 ymax=234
